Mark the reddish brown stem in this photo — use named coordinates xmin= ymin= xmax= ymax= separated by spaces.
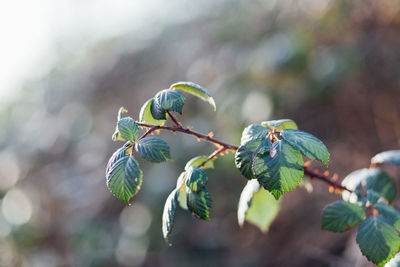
xmin=166 ymin=110 xmax=182 ymax=127
xmin=198 ymin=147 xmax=229 ymax=168
xmin=136 ymin=122 xmax=238 ymax=150
xmin=304 ymin=168 xmax=352 ymax=193
xmin=138 ymin=126 xmax=157 ymax=141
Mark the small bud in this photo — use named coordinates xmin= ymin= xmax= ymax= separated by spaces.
xmin=323 ymin=171 xmax=330 ymax=176
xmin=373 ymin=208 xmax=379 ymax=216
xmin=304 ymin=161 xmax=311 ymax=167
xmin=332 ymin=173 xmax=339 ymax=181
xmin=207 ymin=132 xmax=214 ymax=138
xmin=329 ymin=186 xmax=334 ymax=193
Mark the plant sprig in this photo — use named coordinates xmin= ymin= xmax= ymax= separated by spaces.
xmin=106 ymin=81 xmax=400 ymax=266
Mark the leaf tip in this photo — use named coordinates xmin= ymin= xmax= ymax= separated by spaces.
xmin=118 ymin=106 xmax=128 ymax=121
xmin=209 ymin=97 xmax=216 ymax=111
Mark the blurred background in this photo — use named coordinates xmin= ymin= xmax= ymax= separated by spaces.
xmin=1 ymin=0 xmax=400 ymax=266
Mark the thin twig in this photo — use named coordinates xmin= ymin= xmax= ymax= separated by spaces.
xmin=304 ymin=168 xmax=352 ymax=193
xmin=136 ymin=122 xmax=238 ymax=150
xmin=198 ymin=147 xmax=228 ymax=168
xmin=138 ymin=126 xmax=157 ymax=141
xmin=166 ymin=110 xmax=182 ymax=127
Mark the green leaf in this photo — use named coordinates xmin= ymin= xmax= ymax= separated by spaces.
xmin=385 ymin=253 xmax=400 ymax=267
xmin=372 ymin=150 xmax=400 ymax=166
xmin=134 ymin=137 xmax=171 ymax=163
xmin=356 ymin=216 xmax=400 ymax=266
xmin=176 ymin=172 xmax=188 ymax=210
xmin=240 ymin=124 xmax=270 ymax=145
xmin=261 ymin=119 xmax=298 ymax=131
xmin=106 ymin=146 xmax=127 ymax=175
xmin=112 ymin=108 xmax=128 ymax=141
xmin=150 ymin=98 xmax=167 ymax=120
xmin=139 ymin=98 xmax=167 ymax=126
xmin=368 ymin=190 xmax=382 ymax=204
xmin=342 ymin=168 xmax=396 ymax=204
xmin=162 ymin=189 xmax=179 ymax=242
xmin=235 ymin=138 xmax=270 ymax=179
xmin=117 ymin=106 xmax=128 ymax=121
xmin=112 ymin=129 xmax=125 ymax=142
xmin=375 ymin=203 xmax=400 ymax=231
xmin=237 ymin=180 xmax=281 ymax=232
xmin=281 ymin=129 xmax=329 ymax=165
xmin=185 ymin=156 xmax=214 ymax=170
xmin=185 ymin=166 xmax=208 ymax=193
xmin=187 ymin=188 xmax=211 ymax=220
xmin=154 ymin=89 xmax=185 ymax=114
xmin=321 ymin=201 xmax=366 ymax=232
xmin=170 ymin=81 xmax=216 ymax=111
xmin=106 ymin=155 xmax=143 ymax=204
xmin=238 ymin=180 xmax=260 ymax=226
xmin=117 ymin=117 xmax=140 ymax=142
xmin=253 ymin=140 xmax=304 ymax=199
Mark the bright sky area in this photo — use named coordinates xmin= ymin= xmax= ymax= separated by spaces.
xmin=0 ymin=0 xmax=211 ymax=103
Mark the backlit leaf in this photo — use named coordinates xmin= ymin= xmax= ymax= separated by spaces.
xmin=367 ymin=190 xmax=382 ymax=204
xmin=112 ymin=108 xmax=128 ymax=141
xmin=117 ymin=106 xmax=128 ymax=121
xmin=235 ymin=138 xmax=270 ymax=179
xmin=357 ymin=216 xmax=400 ymax=266
xmin=238 ymin=180 xmax=280 ymax=232
xmin=176 ymin=172 xmax=188 ymax=210
xmin=281 ymin=129 xmax=329 ymax=165
xmin=162 ymin=189 xmax=179 ymax=241
xmin=261 ymin=119 xmax=298 ymax=131
xmin=321 ymin=201 xmax=366 ymax=232
xmin=154 ymin=89 xmax=185 ymax=114
xmin=385 ymin=253 xmax=400 ymax=267
xmin=117 ymin=117 xmax=140 ymax=142
xmin=342 ymin=168 xmax=396 ymax=204
xmin=112 ymin=130 xmax=125 ymax=142
xmin=238 ymin=180 xmax=260 ymax=226
xmin=375 ymin=203 xmax=400 ymax=231
xmin=106 ymin=145 xmax=127 ymax=175
xmin=170 ymin=81 xmax=216 ymax=111
xmin=139 ymin=98 xmax=167 ymax=126
xmin=135 ymin=137 xmax=171 ymax=163
xmin=185 ymin=166 xmax=208 ymax=193
xmin=372 ymin=150 xmax=400 ymax=166
xmin=253 ymin=140 xmax=304 ymax=199
xmin=240 ymin=124 xmax=270 ymax=145
xmin=187 ymin=188 xmax=211 ymax=220
xmin=106 ymin=155 xmax=143 ymax=204
xmin=184 ymin=156 xmax=214 ymax=170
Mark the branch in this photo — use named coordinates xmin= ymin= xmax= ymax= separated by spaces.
xmin=304 ymin=167 xmax=352 ymax=193
xmin=136 ymin=122 xmax=238 ymax=150
xmin=198 ymin=147 xmax=229 ymax=168
xmin=136 ymin=121 xmax=352 ymax=193
xmin=166 ymin=111 xmax=182 ymax=127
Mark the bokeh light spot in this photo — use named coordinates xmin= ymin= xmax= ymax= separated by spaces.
xmin=2 ymin=188 xmax=32 ymax=226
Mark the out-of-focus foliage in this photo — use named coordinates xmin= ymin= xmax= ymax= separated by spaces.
xmin=1 ymin=0 xmax=400 ymax=266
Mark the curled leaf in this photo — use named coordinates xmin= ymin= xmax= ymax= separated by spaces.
xmin=139 ymin=98 xmax=167 ymax=126
xmin=170 ymin=81 xmax=216 ymax=111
